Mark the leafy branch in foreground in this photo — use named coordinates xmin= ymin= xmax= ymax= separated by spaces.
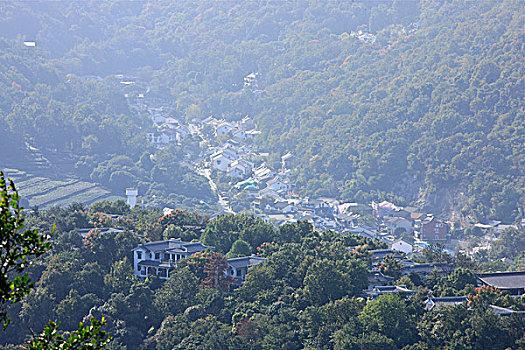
xmin=0 ymin=170 xmax=52 ymax=329
xmin=26 ymin=317 xmax=111 ymax=350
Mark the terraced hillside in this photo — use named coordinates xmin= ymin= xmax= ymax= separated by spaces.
xmin=3 ymin=168 xmax=122 ymax=208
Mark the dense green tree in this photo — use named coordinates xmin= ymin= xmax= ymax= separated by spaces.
xmin=303 ymin=259 xmax=347 ymax=306
xmin=359 ymin=294 xmax=418 ymax=348
xmin=227 ymin=239 xmax=252 ymax=258
xmin=90 ymin=200 xmax=131 ymax=216
xmin=154 ymin=267 xmax=199 ymax=318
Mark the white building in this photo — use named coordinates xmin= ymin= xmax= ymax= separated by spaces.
xmin=244 ymin=72 xmax=259 ymax=89
xmin=391 ymin=239 xmax=413 ymax=255
xmin=226 ymin=256 xmax=265 ymax=281
xmin=215 ymin=121 xmax=235 ymax=137
xmin=227 ymin=159 xmax=253 ymax=178
xmin=266 ymin=177 xmax=290 ymax=193
xmin=126 ymin=188 xmax=138 ymax=209
xmin=133 ymin=239 xmax=213 ymax=279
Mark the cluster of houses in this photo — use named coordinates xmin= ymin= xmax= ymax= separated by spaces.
xmin=246 ymin=197 xmax=452 ymax=259
xmin=146 ymin=115 xmax=191 ymax=149
xmin=365 ymin=247 xmax=525 ymax=317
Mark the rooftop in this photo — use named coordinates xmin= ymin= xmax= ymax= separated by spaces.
xmin=476 ymin=271 xmax=525 ymax=290
xmin=227 ymin=256 xmax=266 ymax=269
xmin=133 ymin=238 xmax=214 ymax=253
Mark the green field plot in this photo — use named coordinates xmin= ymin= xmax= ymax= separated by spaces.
xmin=19 ymin=179 xmax=77 ymax=199
xmin=3 ymin=168 xmax=119 ymax=208
xmin=51 ymin=187 xmax=116 ymax=208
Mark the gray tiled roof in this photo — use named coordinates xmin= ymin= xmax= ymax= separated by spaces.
xmin=425 ymin=296 xmax=468 ymax=311
xmin=133 ymin=239 xmax=214 ymax=253
xmin=227 ymin=256 xmax=266 ymax=269
xmin=476 ymin=271 xmax=525 ymax=290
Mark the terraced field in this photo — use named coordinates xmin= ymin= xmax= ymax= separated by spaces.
xmin=2 ymin=168 xmax=121 ymax=208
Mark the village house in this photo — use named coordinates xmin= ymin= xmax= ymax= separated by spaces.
xmin=281 ymin=152 xmax=294 ymax=172
xmin=243 ymin=72 xmax=259 ymax=89
xmin=245 ymin=129 xmax=262 ymax=140
xmin=425 ymin=296 xmax=524 ymax=317
xmin=365 ymin=285 xmax=416 ymax=299
xmin=214 ymin=121 xmax=235 ymax=137
xmin=151 ymin=114 xmax=166 ymax=125
xmin=488 ymin=306 xmax=525 ymax=318
xmin=367 ymin=271 xmax=395 ymax=289
xmin=253 ymin=163 xmax=275 ymax=183
xmin=227 ymin=159 xmax=253 ymax=178
xmin=391 ymin=239 xmax=413 ymax=255
xmin=163 ymin=117 xmax=180 ymax=128
xmin=313 ymin=216 xmax=337 ymax=230
xmin=175 ymin=125 xmax=190 ymax=141
xmin=294 ymin=211 xmax=315 ymax=223
xmin=383 ymin=216 xmax=413 ymax=234
xmin=369 ymin=249 xmax=404 ymax=266
xmin=372 ymin=201 xmax=400 ymax=218
xmin=401 ymin=261 xmax=452 ymax=276
xmin=275 ymin=200 xmax=296 ymax=214
xmin=77 ymin=227 xmax=126 ymax=239
xmin=210 ymin=148 xmax=239 ymax=172
xmin=336 ymin=212 xmax=360 ymax=227
xmin=200 ymin=115 xmax=220 ymax=128
xmin=258 ymin=187 xmax=282 ymax=201
xmin=258 ymin=198 xmax=294 ymax=214
xmin=266 ymin=176 xmax=290 ymax=193
xmin=133 ymin=239 xmax=213 ymax=279
xmin=147 ymin=131 xmax=174 ymax=148
xmin=418 ymin=216 xmax=448 ymax=241
xmin=424 ymin=296 xmax=468 ymax=311
xmin=267 ymin=213 xmax=297 ymax=227
xmin=346 ymin=226 xmax=378 ymax=240
xmin=239 ymin=115 xmax=255 ymax=130
xmin=226 ymin=256 xmax=266 ymax=282
xmin=231 ymin=128 xmax=246 ymax=141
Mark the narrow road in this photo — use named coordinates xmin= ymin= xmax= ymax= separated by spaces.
xmin=198 ymin=168 xmax=235 ymax=214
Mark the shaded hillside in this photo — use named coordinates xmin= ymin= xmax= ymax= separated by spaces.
xmin=0 ymin=0 xmax=522 ymax=222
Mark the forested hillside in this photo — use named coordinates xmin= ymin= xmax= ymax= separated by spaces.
xmin=0 ymin=0 xmax=523 ymax=221
xmin=1 ymin=198 xmax=524 ymax=349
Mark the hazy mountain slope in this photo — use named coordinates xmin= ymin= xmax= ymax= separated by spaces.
xmin=0 ymin=0 xmax=522 ymax=221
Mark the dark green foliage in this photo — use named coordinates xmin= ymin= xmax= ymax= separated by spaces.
xmin=90 ymin=200 xmax=130 ymax=216
xmin=490 ymin=227 xmax=525 ymax=261
xmin=26 ymin=317 xmax=111 ymax=350
xmin=359 ymin=294 xmax=418 ymax=348
xmin=226 ymin=240 xmax=252 ymax=258
xmin=201 ymin=214 xmax=274 ymax=254
xmin=153 ymin=267 xmax=199 ymax=318
xmin=0 ymin=171 xmax=51 ymax=329
xmin=1 ymin=200 xmax=524 ymax=349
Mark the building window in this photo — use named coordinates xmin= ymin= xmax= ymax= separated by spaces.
xmin=149 ymin=253 xmax=153 ymax=259
xmin=137 ymin=251 xmax=142 ymax=259
xmin=155 ymin=252 xmax=160 ymax=260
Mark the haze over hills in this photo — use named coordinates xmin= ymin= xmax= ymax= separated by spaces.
xmin=0 ymin=0 xmax=523 ymax=222
xmin=1 ymin=2 xmax=525 ymax=349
